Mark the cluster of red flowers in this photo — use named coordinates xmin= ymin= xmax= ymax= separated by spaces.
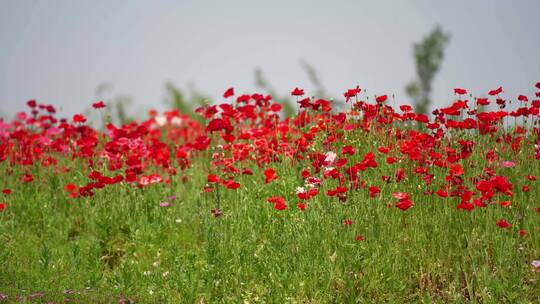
xmin=1 ymin=83 xmax=540 ymax=239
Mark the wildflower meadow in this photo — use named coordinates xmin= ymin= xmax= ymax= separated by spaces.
xmin=1 ymin=84 xmax=539 ymax=303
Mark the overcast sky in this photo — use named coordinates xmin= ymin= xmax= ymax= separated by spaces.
xmin=1 ymin=0 xmax=539 ymax=117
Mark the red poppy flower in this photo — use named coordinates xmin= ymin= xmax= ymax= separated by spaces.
xmin=343 ymin=219 xmax=353 ymax=226
xmin=64 ymin=183 xmax=77 ymax=192
xmin=327 ymin=186 xmax=348 ymax=197
xmin=27 ymin=100 xmax=37 ymax=108
xmin=368 ymin=186 xmax=380 ymax=198
xmin=223 ymin=180 xmax=240 ymax=190
xmin=456 ymin=201 xmax=474 ymax=211
xmin=476 ymin=98 xmax=489 ymax=106
xmin=223 ymin=87 xmax=234 ymax=98
xmin=501 ymin=161 xmax=515 ymax=168
xmin=342 ymin=145 xmax=356 ymax=156
xmin=399 ymin=105 xmax=412 ymax=112
xmin=297 ymin=187 xmax=318 ymax=200
xmin=454 ymin=88 xmax=467 ymax=95
xmin=392 ymin=192 xmax=410 ymax=200
xmin=378 ymin=146 xmax=389 ymax=154
xmin=519 ymin=229 xmax=527 ymax=237
xmin=46 ymin=104 xmax=56 ymax=113
xmin=360 ymin=152 xmax=378 ymax=168
xmin=496 ymin=219 xmax=511 ymax=228
xmin=234 ymin=94 xmax=249 ymax=103
xmin=194 ymin=135 xmax=211 ymax=151
xmin=291 ymin=87 xmax=305 ymax=96
xmin=92 ymin=101 xmax=106 ymax=109
xmin=298 ymin=97 xmax=312 ymax=108
xmin=386 ymin=157 xmax=396 ymax=164
xmin=396 ymin=199 xmax=413 ymax=211
xmin=139 ymin=174 xmax=163 ymax=186
xmin=72 ymin=114 xmax=87 ymax=123
xmin=450 ymin=164 xmax=464 ymax=176
xmin=207 ymin=174 xmax=220 ymax=183
xmin=21 ymin=173 xmax=34 ymax=183
xmin=274 ymin=201 xmax=287 ymax=210
xmin=2 ymin=189 xmax=12 ymax=195
xmin=268 ymin=196 xmax=287 ymax=210
xmin=344 ymin=86 xmax=361 ymax=102
xmin=488 ymin=86 xmax=503 ymax=96
xmin=499 ymin=200 xmax=512 ymax=207
xmin=436 ymin=189 xmax=448 ymax=198
xmin=0 ymin=202 xmax=6 ymax=211
xmin=297 ymin=203 xmax=306 ymax=211
xmin=395 ymin=168 xmax=405 ymax=183
xmin=264 ymin=168 xmax=278 ymax=184
xmin=267 ymin=196 xmax=284 ymax=204
xmin=269 ymin=103 xmax=282 ymax=112
xmin=517 ymin=95 xmax=528 ymax=102
xmin=375 ymin=95 xmax=388 ymax=103
xmin=88 ymin=171 xmax=102 ymax=180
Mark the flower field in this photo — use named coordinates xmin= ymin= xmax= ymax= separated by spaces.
xmin=1 ymin=84 xmax=540 ymax=303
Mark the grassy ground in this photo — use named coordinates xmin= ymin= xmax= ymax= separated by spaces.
xmin=1 ymin=126 xmax=539 ymax=303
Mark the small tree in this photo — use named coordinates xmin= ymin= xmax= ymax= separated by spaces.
xmin=406 ymin=25 xmax=450 ymax=114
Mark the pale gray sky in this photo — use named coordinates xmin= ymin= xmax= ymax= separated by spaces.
xmin=1 ymin=0 xmax=539 ymax=117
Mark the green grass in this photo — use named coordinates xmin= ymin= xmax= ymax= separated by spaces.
xmin=1 ymin=127 xmax=539 ymax=303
